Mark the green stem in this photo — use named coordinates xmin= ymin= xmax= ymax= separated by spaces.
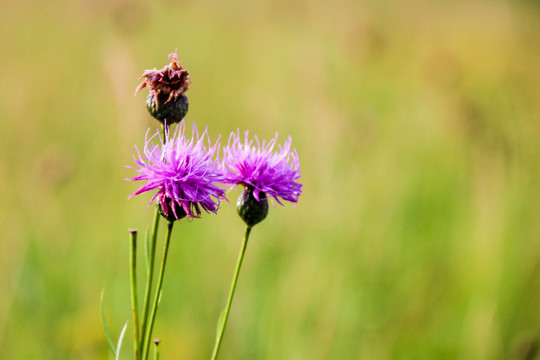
xmin=139 ymin=207 xmax=161 ymax=356
xmin=154 ymin=339 xmax=161 ymax=360
xmin=129 ymin=230 xmax=140 ymax=360
xmin=211 ymin=225 xmax=252 ymax=360
xmin=142 ymin=220 xmax=174 ymax=360
xmin=161 ymin=123 xmax=168 ymax=142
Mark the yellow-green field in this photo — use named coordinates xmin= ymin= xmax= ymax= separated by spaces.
xmin=2 ymin=0 xmax=540 ymax=359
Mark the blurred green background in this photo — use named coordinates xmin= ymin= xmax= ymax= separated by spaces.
xmin=1 ymin=0 xmax=540 ymax=359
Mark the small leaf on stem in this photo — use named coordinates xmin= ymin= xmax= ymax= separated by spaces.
xmin=100 ymin=289 xmax=117 ymax=357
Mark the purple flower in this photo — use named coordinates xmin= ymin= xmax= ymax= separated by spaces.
xmin=223 ymin=130 xmax=302 ymax=205
xmin=128 ymin=122 xmax=227 ymax=220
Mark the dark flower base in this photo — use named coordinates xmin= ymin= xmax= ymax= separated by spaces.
xmin=147 ymin=92 xmax=189 ymax=124
xmin=237 ymin=187 xmax=269 ymax=227
xmin=159 ymin=200 xmax=188 ymax=222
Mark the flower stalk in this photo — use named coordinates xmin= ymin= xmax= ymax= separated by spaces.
xmin=211 ymin=225 xmax=253 ymax=360
xmin=142 ymin=220 xmax=174 ymax=360
xmin=138 ymin=206 xmax=161 ymax=356
xmin=129 ymin=230 xmax=140 ymax=360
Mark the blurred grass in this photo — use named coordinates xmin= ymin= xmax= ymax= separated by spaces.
xmin=1 ymin=0 xmax=540 ymax=359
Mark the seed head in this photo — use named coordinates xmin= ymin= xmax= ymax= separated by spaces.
xmin=135 ymin=50 xmax=191 ymax=124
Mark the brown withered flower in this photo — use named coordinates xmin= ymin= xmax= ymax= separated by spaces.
xmin=135 ymin=49 xmax=190 ymax=124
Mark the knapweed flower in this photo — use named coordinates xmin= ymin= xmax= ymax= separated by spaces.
xmin=135 ymin=49 xmax=191 ymax=124
xmin=128 ymin=122 xmax=226 ymax=221
xmin=223 ymin=130 xmax=302 ymax=226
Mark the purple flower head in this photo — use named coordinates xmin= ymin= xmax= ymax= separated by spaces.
xmin=127 ymin=122 xmax=227 ymax=220
xmin=223 ymin=130 xmax=302 ymax=205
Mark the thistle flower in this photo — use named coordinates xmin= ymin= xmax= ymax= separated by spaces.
xmin=223 ymin=130 xmax=302 ymax=225
xmin=127 ymin=122 xmax=226 ymax=221
xmin=135 ymin=50 xmax=191 ymax=124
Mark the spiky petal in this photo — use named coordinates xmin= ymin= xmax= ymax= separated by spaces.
xmin=127 ymin=122 xmax=226 ymax=220
xmin=223 ymin=130 xmax=302 ymax=205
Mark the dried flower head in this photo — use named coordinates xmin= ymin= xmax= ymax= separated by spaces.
xmin=135 ymin=50 xmax=191 ymax=124
xmin=135 ymin=49 xmax=190 ymax=104
xmin=223 ymin=130 xmax=302 ymax=206
xmin=127 ymin=122 xmax=226 ymax=220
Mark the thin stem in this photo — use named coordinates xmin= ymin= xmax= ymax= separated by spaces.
xmin=139 ymin=207 xmax=161 ymax=356
xmin=154 ymin=339 xmax=161 ymax=360
xmin=211 ymin=225 xmax=252 ymax=360
xmin=161 ymin=122 xmax=168 ymax=142
xmin=142 ymin=220 xmax=174 ymax=360
xmin=129 ymin=230 xmax=140 ymax=360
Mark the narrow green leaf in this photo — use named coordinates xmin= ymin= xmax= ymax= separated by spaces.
xmin=115 ymin=321 xmax=129 ymax=360
xmin=215 ymin=309 xmax=226 ymax=339
xmin=100 ymin=289 xmax=117 ymax=357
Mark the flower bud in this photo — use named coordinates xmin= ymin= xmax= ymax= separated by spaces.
xmin=237 ymin=187 xmax=268 ymax=227
xmin=147 ymin=92 xmax=188 ymax=124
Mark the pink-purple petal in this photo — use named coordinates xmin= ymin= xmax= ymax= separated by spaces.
xmin=223 ymin=130 xmax=302 ymax=206
xmin=127 ymin=122 xmax=227 ymax=220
